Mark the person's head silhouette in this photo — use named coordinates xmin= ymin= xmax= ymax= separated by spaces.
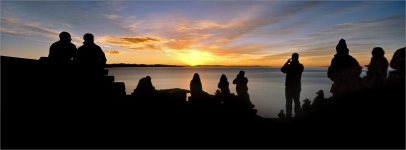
xmin=336 ymin=39 xmax=349 ymax=55
xmin=84 ymin=33 xmax=94 ymax=43
xmin=59 ymin=31 xmax=71 ymax=43
xmin=220 ymin=74 xmax=228 ymax=81
xmin=238 ymin=70 xmax=245 ymax=77
xmin=146 ymin=76 xmax=151 ymax=82
xmin=292 ymin=53 xmax=299 ymax=62
xmin=316 ymin=90 xmax=324 ymax=96
xmin=193 ymin=73 xmax=200 ymax=81
xmin=372 ymin=47 xmax=385 ymax=57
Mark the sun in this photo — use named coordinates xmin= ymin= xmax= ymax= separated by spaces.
xmin=178 ymin=50 xmax=215 ymax=66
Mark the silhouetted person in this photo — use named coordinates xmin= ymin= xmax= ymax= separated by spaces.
xmin=233 ymin=71 xmax=254 ymax=109
xmin=281 ymin=53 xmax=304 ymax=118
xmin=132 ymin=76 xmax=157 ymax=103
xmin=278 ymin=110 xmax=286 ymax=119
xmin=48 ymin=31 xmax=76 ymax=62
xmin=135 ymin=76 xmax=156 ymax=93
xmin=46 ymin=31 xmax=77 ymax=95
xmin=363 ymin=47 xmax=388 ymax=88
xmin=328 ymin=39 xmax=362 ymax=98
xmin=218 ymin=74 xmax=230 ymax=96
xmin=387 ymin=47 xmax=405 ymax=84
xmin=302 ymin=99 xmax=311 ymax=117
xmin=312 ymin=90 xmax=326 ymax=112
xmin=190 ymin=73 xmax=204 ymax=98
xmin=233 ymin=71 xmax=248 ymax=96
xmin=189 ymin=73 xmax=210 ymax=106
xmin=73 ymin=33 xmax=107 ymax=75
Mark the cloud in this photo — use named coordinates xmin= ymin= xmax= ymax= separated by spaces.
xmin=0 ymin=15 xmax=83 ymax=45
xmin=308 ymin=15 xmax=404 ymax=41
xmin=121 ymin=37 xmax=160 ymax=43
xmin=99 ymin=36 xmax=163 ymax=51
xmin=104 ymin=50 xmax=121 ymax=55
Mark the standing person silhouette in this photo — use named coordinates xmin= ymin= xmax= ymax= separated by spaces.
xmin=48 ymin=31 xmax=76 ymax=63
xmin=73 ymin=33 xmax=107 ymax=75
xmin=327 ymin=39 xmax=362 ymax=99
xmin=281 ymin=53 xmax=304 ymax=118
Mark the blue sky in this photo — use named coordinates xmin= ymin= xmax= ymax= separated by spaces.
xmin=1 ymin=1 xmax=404 ymax=66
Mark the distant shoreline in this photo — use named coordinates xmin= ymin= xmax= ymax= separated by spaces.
xmin=105 ymin=64 xmax=330 ymax=68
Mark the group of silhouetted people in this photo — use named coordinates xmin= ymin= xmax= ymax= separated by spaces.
xmin=188 ymin=71 xmax=255 ymax=111
xmin=279 ymin=38 xmax=405 ymax=118
xmin=47 ymin=31 xmax=404 ymax=119
xmin=48 ymin=31 xmax=107 ymax=75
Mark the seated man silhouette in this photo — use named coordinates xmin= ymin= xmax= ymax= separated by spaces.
xmin=387 ymin=47 xmax=405 ymax=84
xmin=73 ymin=33 xmax=107 ymax=76
xmin=233 ymin=71 xmax=255 ymax=111
xmin=278 ymin=110 xmax=286 ymax=119
xmin=281 ymin=53 xmax=304 ymax=118
xmin=48 ymin=31 xmax=76 ymax=63
xmin=363 ymin=47 xmax=388 ymax=88
xmin=47 ymin=31 xmax=77 ymax=92
xmin=312 ymin=90 xmax=327 ymax=113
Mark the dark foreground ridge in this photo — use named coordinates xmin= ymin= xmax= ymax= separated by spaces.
xmin=1 ymin=55 xmax=405 ymax=149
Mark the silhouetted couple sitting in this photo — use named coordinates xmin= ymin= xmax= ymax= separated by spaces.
xmin=48 ymin=31 xmax=107 ymax=77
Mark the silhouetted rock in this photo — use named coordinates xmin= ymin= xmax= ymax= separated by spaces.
xmin=328 ymin=39 xmax=363 ymax=99
xmin=363 ymin=47 xmax=388 ymax=89
xmin=281 ymin=53 xmax=304 ymax=118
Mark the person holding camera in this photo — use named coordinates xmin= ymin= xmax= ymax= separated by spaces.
xmin=281 ymin=53 xmax=304 ymax=118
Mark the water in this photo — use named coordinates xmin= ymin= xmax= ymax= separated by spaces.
xmin=107 ymin=66 xmax=389 ymax=118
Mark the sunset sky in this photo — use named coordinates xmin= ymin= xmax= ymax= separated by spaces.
xmin=1 ymin=1 xmax=404 ymax=66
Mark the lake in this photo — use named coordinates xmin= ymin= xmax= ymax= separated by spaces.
xmin=107 ymin=66 xmax=386 ymax=118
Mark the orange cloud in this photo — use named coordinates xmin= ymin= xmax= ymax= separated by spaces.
xmin=99 ymin=36 xmax=162 ymax=51
xmin=121 ymin=37 xmax=160 ymax=43
xmin=104 ymin=50 xmax=121 ymax=55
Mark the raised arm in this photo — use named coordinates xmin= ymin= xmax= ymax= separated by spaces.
xmin=281 ymin=58 xmax=291 ymax=73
